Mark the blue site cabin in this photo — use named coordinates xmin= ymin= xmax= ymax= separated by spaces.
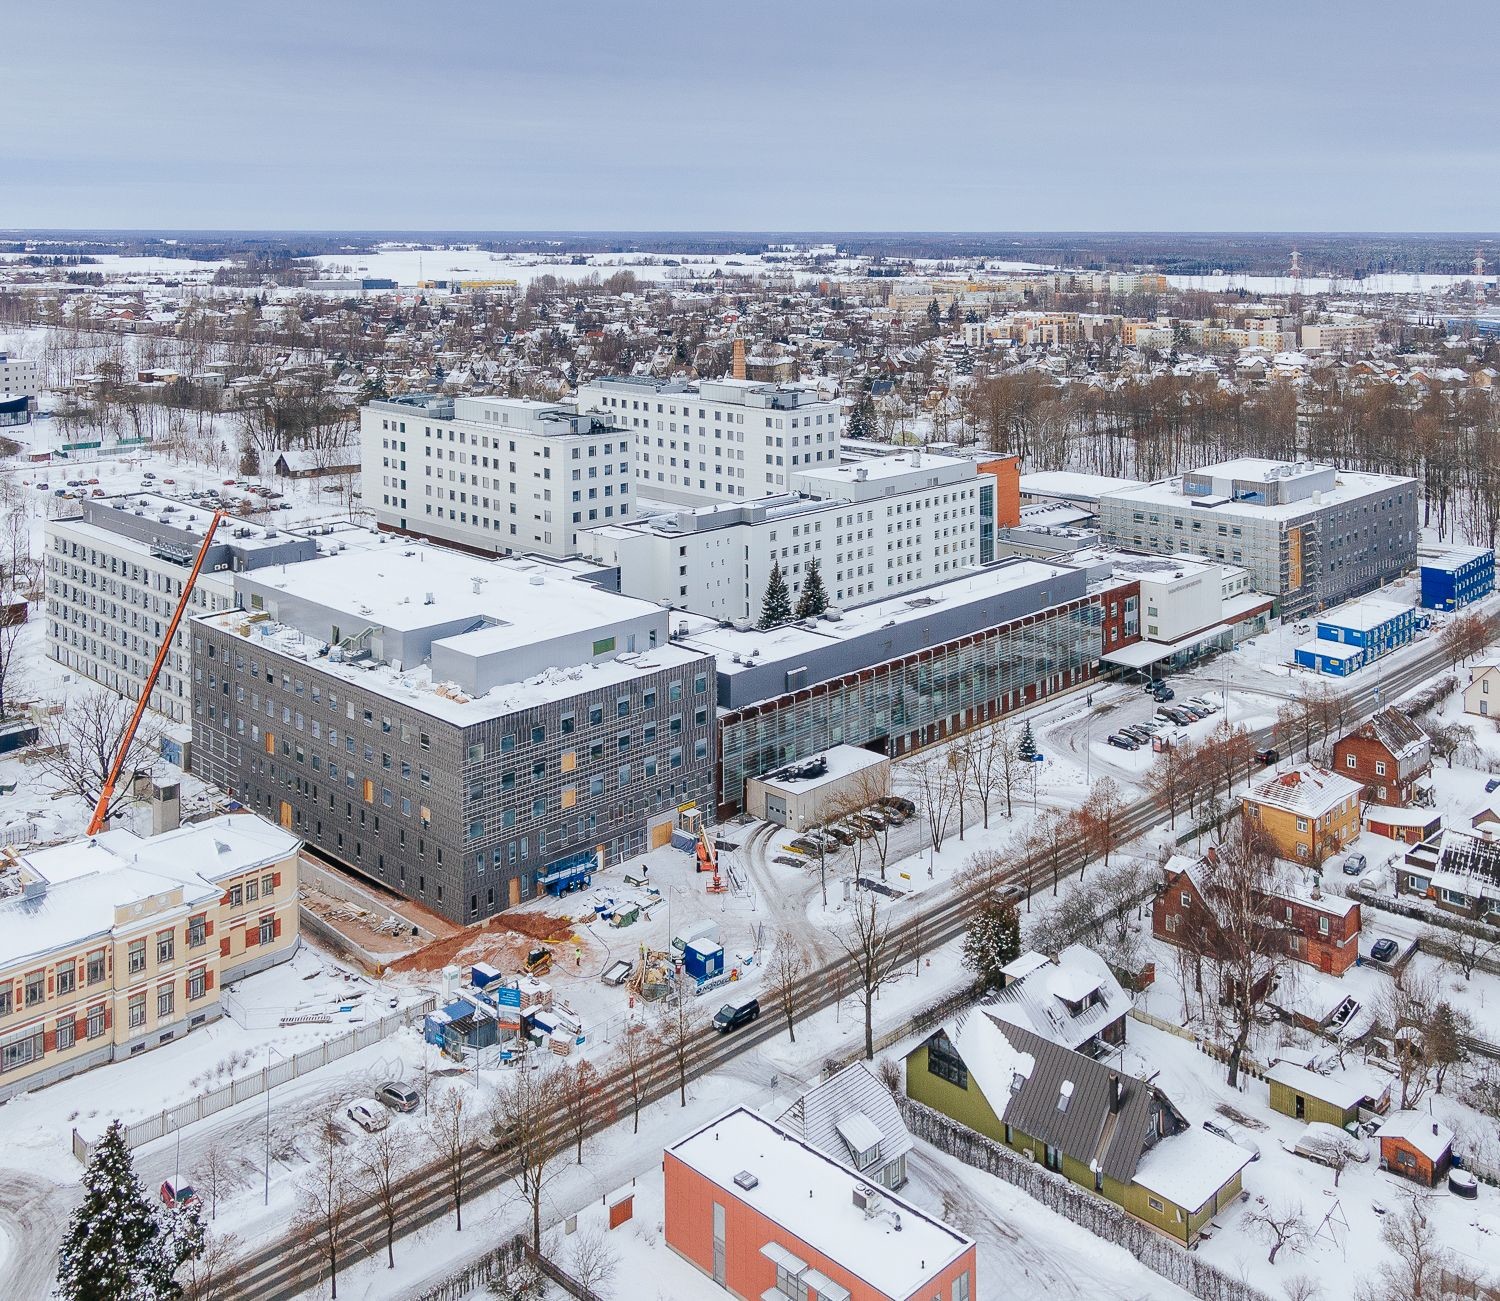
xmin=1420 ymin=547 xmax=1495 ymax=611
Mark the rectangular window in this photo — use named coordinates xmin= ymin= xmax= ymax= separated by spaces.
xmin=56 ymin=965 xmax=76 ymax=997
xmin=592 ymin=636 xmax=616 ymax=655
xmin=259 ymin=916 xmax=275 ymax=945
xmin=86 ymin=1005 xmax=105 ymax=1039
xmin=188 ymin=969 xmax=206 ymax=1001
xmin=156 ymin=931 xmax=174 ymax=964
xmin=128 ymin=994 xmax=146 ymax=1030
xmin=56 ymin=1017 xmax=75 ymax=1052
xmin=157 ymin=985 xmax=174 ymax=1019
xmin=87 ymin=951 xmax=105 ymax=985
xmin=128 ymin=939 xmax=146 ymax=975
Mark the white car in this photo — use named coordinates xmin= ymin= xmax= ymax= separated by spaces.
xmin=344 ymin=1098 xmax=391 ymax=1133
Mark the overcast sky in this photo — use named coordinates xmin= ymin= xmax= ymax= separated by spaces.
xmin=7 ymin=0 xmax=1495 ymax=231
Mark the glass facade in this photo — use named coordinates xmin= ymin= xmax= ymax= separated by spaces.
xmin=717 ymin=598 xmax=1101 ymax=813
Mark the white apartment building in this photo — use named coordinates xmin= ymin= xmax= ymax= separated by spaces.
xmin=1300 ymin=319 xmax=1379 ymax=352
xmin=361 ymin=394 xmax=634 ymax=560
xmin=575 ymin=376 xmax=842 ymax=507
xmin=0 ymin=351 xmax=40 ymax=401
xmin=583 ymin=449 xmax=982 ymax=621
xmin=45 ymin=497 xmax=316 ymax=723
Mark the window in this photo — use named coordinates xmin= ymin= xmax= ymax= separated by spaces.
xmin=23 ymin=970 xmax=43 ymax=1007
xmin=1147 ymin=1195 xmax=1165 ymax=1213
xmin=188 ymin=969 xmax=206 ymax=1001
xmin=157 ymin=985 xmax=174 ymax=1019
xmin=259 ymin=916 xmax=275 ymax=946
xmin=157 ymin=930 xmax=174 ymax=964
xmin=86 ymin=1005 xmax=105 ymax=1039
xmin=592 ymin=636 xmax=616 ymax=655
xmin=128 ymin=994 xmax=146 ymax=1030
xmin=57 ymin=965 xmax=75 ymax=997
xmin=927 ymin=1033 xmax=967 ymax=1088
xmin=1375 ymin=760 xmax=1387 ymax=777
xmin=56 ymin=1017 xmax=75 ymax=1052
xmin=86 ymin=951 xmax=105 ymax=985
xmin=229 ymin=883 xmax=243 ymax=908
xmin=128 ymin=939 xmax=146 ymax=975
xmin=0 ymin=1028 xmax=43 ymax=1073
xmin=954 ymin=1271 xmax=971 ymax=1301
xmin=1345 ymin=754 xmax=1357 ymax=769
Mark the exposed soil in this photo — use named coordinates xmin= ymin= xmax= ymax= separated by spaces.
xmin=387 ymin=909 xmax=582 ymax=975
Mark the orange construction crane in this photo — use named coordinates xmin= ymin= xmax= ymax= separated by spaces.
xmin=696 ymin=826 xmax=728 ymax=895
xmin=86 ymin=509 xmax=227 ymax=835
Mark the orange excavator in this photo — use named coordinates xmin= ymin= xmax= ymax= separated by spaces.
xmin=86 ymin=510 xmax=227 ymax=836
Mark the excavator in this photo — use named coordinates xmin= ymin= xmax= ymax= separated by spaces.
xmin=85 ymin=510 xmax=227 ymax=836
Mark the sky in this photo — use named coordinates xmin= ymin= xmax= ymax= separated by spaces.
xmin=6 ymin=0 xmax=1498 ymax=232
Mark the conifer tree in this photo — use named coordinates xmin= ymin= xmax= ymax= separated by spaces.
xmin=57 ymin=1119 xmax=203 ymax=1300
xmin=795 ymin=559 xmax=829 ymax=620
xmin=759 ymin=562 xmax=792 ymax=628
xmin=1016 ymin=720 xmax=1039 ymax=763
xmin=961 ymin=894 xmax=1023 ymax=990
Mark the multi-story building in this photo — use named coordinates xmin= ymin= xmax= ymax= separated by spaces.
xmin=1300 ymin=319 xmax=1379 ymax=352
xmin=575 ymin=375 xmax=842 ymax=506
xmin=0 ymin=351 xmax=40 ymax=402
xmin=1331 ymin=707 xmax=1431 ymax=809
xmin=664 ymin=1105 xmax=977 ymax=1301
xmin=1399 ymin=807 xmax=1500 ymax=924
xmin=190 ymin=543 xmax=715 ymax=925
xmin=675 ymin=559 xmax=1135 ymax=816
xmin=361 ymin=393 xmax=635 ymax=560
xmin=583 ymin=449 xmax=984 ymax=620
xmin=1419 ymin=546 xmax=1495 ymax=611
xmin=0 ymin=814 xmax=300 ymax=1100
xmin=1153 ymin=851 xmax=1362 ymax=978
xmin=1097 ymin=458 xmax=1418 ymax=618
xmin=45 ymin=495 xmax=318 ymax=723
xmin=1242 ymin=765 xmax=1362 ymax=866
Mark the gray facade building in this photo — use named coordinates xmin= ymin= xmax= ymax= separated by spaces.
xmin=190 ymin=545 xmax=716 ymax=924
xmin=1096 ymin=459 xmax=1417 ymax=618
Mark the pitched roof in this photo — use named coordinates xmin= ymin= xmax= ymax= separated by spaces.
xmin=1342 ymin=707 xmax=1429 ymax=764
xmin=1376 ymin=1111 xmax=1453 ymax=1161
xmin=984 ymin=944 xmax=1130 ymax=1052
xmin=776 ymin=1062 xmax=913 ymax=1172
xmin=947 ymin=1013 xmax=1181 ymax=1185
xmin=1246 ymin=765 xmax=1361 ymax=817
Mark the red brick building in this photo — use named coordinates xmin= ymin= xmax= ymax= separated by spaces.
xmin=664 ymin=1106 xmax=976 ymax=1301
xmin=1153 ymin=852 xmax=1362 ymax=978
xmin=1331 ymin=707 xmax=1431 ymax=809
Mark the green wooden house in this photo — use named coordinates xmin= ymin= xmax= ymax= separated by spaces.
xmin=1265 ymin=1057 xmax=1390 ymax=1129
xmin=907 ymin=1011 xmax=1253 ymax=1245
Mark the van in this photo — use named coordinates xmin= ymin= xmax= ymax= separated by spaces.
xmin=713 ymin=997 xmax=760 ymax=1033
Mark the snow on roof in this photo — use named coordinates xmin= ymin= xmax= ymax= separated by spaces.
xmin=1317 ymin=600 xmax=1410 ymax=632
xmin=1420 ymin=546 xmax=1493 ymax=572
xmin=0 ymin=815 xmax=299 ymax=971
xmin=1376 ymin=1111 xmax=1454 ymax=1160
xmin=1265 ymin=1059 xmax=1368 ymax=1110
xmin=1247 ymin=765 xmax=1362 ymax=817
xmin=1099 ymin=467 xmax=1415 ymax=520
xmin=668 ymin=1107 xmax=969 ymax=1295
xmin=1131 ymin=1127 xmax=1254 ymax=1213
xmin=1296 ymin=637 xmax=1365 ymax=662
xmin=1345 ymin=707 xmax=1429 ymax=763
xmin=985 ymin=945 xmax=1129 ymax=1052
xmin=758 ymin=745 xmax=888 ymax=791
xmin=1019 ymin=470 xmax=1145 ymax=503
xmin=776 ymin=1061 xmax=913 ymax=1175
xmin=834 ymin=1112 xmax=885 ymax=1155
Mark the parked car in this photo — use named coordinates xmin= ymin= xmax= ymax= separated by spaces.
xmin=277 ymin=500 xmax=293 ymax=510
xmin=376 ymin=1082 xmax=420 ymax=1113
xmin=1152 ymin=684 xmax=1175 ymax=701
xmin=344 ymin=1098 xmax=391 ymax=1132
xmin=1486 ymin=777 xmax=1500 ymax=794
xmin=1255 ymin=747 xmax=1279 ymax=766
xmin=1185 ymin=697 xmax=1218 ymax=714
xmin=1342 ymin=852 xmax=1367 ymax=876
xmin=65 ymin=479 xmax=81 ymax=487
xmin=821 ymin=824 xmax=855 ymax=846
xmin=713 ymin=997 xmax=760 ymax=1033
xmin=1202 ymin=1120 xmax=1262 ymax=1161
xmin=1106 ymin=733 xmax=1139 ymax=750
xmin=142 ymin=471 xmax=156 ymax=480
xmin=33 ymin=482 xmax=48 ymax=491
xmin=882 ymin=795 xmax=916 ymax=818
xmin=159 ymin=1180 xmax=200 ymax=1210
xmin=1369 ymin=938 xmax=1400 ymax=963
xmin=1121 ymin=725 xmax=1152 ymax=743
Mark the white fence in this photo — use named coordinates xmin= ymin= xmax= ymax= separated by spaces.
xmin=71 ymin=994 xmax=435 ymax=1162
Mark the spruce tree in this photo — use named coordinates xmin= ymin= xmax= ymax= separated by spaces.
xmin=57 ymin=1120 xmax=202 ymax=1301
xmin=759 ymin=562 xmax=792 ymax=628
xmin=961 ymin=894 xmax=1023 ymax=990
xmin=1016 ymin=720 xmax=1039 ymax=763
xmin=795 ymin=559 xmax=829 ymax=620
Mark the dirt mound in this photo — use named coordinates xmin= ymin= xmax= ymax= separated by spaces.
xmin=388 ymin=911 xmax=579 ymax=975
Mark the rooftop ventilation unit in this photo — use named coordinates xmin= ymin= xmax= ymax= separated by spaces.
xmin=733 ymin=1170 xmax=759 ymax=1191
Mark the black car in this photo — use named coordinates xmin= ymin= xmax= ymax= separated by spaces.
xmin=1152 ymin=684 xmax=1175 ymax=701
xmin=1106 ymin=733 xmax=1139 ymax=750
xmin=1369 ymin=938 xmax=1400 ymax=963
xmin=1255 ymin=748 xmax=1279 ymax=766
xmin=713 ymin=998 xmax=760 ymax=1032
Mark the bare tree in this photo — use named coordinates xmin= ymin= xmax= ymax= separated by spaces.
xmin=1145 ymin=736 xmax=1195 ymax=829
xmin=964 ymin=719 xmax=1008 ymax=828
xmin=769 ymin=931 xmax=807 ymax=1043
xmin=177 ymin=1228 xmax=242 ymax=1301
xmin=1375 ymin=967 xmax=1439 ymax=1110
xmin=291 ymin=1120 xmax=351 ymax=1300
xmin=1441 ymin=916 xmax=1500 ymax=981
xmin=616 ymin=1022 xmax=651 ymax=1134
xmin=557 ymin=1058 xmax=601 ymax=1164
xmin=426 ymin=1085 xmax=479 ymax=1233
xmin=1424 ymin=717 xmax=1474 ymax=768
xmin=0 ymin=613 xmax=25 ymax=723
xmin=36 ymin=688 xmax=164 ymax=822
xmin=658 ymin=971 xmax=703 ymax=1106
xmin=828 ymin=891 xmax=909 ymax=1059
xmin=492 ymin=1062 xmax=567 ymax=1249
xmin=1355 ymin=1192 xmax=1456 ymax=1301
xmin=1026 ymin=807 xmax=1077 ymax=896
xmin=1246 ymin=1198 xmax=1309 ymax=1264
xmin=192 ymin=1143 xmax=235 ymax=1222
xmin=1078 ymin=776 xmax=1128 ymax=869
xmin=569 ymin=1223 xmax=619 ymax=1298
xmin=355 ymin=1124 xmax=410 ymax=1269
xmin=910 ymin=752 xmax=958 ymax=858
xmin=1282 ymin=1274 xmax=1323 ymax=1301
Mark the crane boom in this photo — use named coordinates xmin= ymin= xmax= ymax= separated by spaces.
xmin=87 ymin=509 xmax=227 ymax=836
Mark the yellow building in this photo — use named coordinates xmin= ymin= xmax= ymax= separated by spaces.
xmin=1241 ymin=765 xmax=1362 ymax=865
xmin=0 ymin=814 xmax=301 ymax=1099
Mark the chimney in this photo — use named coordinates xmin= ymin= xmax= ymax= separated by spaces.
xmin=1108 ymin=1073 xmax=1123 ymax=1113
xmin=732 ymin=337 xmax=746 ymax=381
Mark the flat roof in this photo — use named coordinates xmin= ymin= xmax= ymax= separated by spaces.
xmin=674 ymin=559 xmax=1078 ymax=675
xmin=237 ymin=543 xmax=660 ymax=638
xmin=1317 ymin=600 xmax=1410 ymax=632
xmin=1421 ymin=546 xmax=1493 ymax=572
xmin=667 ymin=1107 xmax=971 ymax=1296
xmin=1296 ymin=638 xmax=1365 ymax=661
xmin=796 ymin=450 xmax=967 ymax=487
xmin=1099 ymin=468 xmax=1415 ymax=520
xmin=1020 ymin=470 xmax=1145 ymax=502
xmin=756 ymin=744 xmax=888 ymax=792
xmin=82 ymin=493 xmax=294 ymax=550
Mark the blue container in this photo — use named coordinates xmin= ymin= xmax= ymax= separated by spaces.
xmin=683 ymin=938 xmax=725 ymax=983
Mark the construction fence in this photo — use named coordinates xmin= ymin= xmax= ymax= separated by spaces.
xmin=410 ymin=1234 xmax=600 ymax=1301
xmin=900 ymin=1098 xmax=1274 ymax=1301
xmin=71 ymin=994 xmax=435 ymax=1163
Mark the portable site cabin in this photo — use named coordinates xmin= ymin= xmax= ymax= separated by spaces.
xmin=1420 ymin=547 xmax=1495 ymax=610
xmin=683 ymin=937 xmax=725 ymax=983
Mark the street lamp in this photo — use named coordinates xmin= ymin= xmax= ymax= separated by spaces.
xmin=264 ymin=1045 xmax=287 ymax=1206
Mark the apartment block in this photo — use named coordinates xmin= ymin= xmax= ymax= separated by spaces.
xmin=583 ymin=449 xmax=982 ymax=621
xmin=0 ymin=351 xmax=40 ymax=401
xmin=576 ymin=375 xmax=842 ymax=506
xmin=1097 ymin=458 xmax=1417 ymax=618
xmin=361 ymin=393 xmax=635 ymax=560
xmin=190 ymin=543 xmax=715 ymax=925
xmin=0 ymin=814 xmax=300 ymax=1100
xmin=45 ymin=495 xmax=318 ymax=723
xmin=1242 ymin=765 xmax=1362 ymax=865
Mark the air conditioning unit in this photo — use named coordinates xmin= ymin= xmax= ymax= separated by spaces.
xmin=852 ymin=1184 xmax=884 ymax=1215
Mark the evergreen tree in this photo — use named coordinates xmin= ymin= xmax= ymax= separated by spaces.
xmin=759 ymin=562 xmax=792 ymax=628
xmin=795 ymin=559 xmax=829 ymax=620
xmin=961 ymin=894 xmax=1023 ymax=990
xmin=925 ymin=297 xmax=942 ymax=336
xmin=847 ymin=393 xmax=877 ymax=440
xmin=1016 ymin=720 xmax=1039 ymax=763
xmin=57 ymin=1120 xmax=203 ymax=1301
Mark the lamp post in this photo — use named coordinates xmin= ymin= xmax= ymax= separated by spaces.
xmin=263 ymin=1045 xmax=287 ymax=1206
